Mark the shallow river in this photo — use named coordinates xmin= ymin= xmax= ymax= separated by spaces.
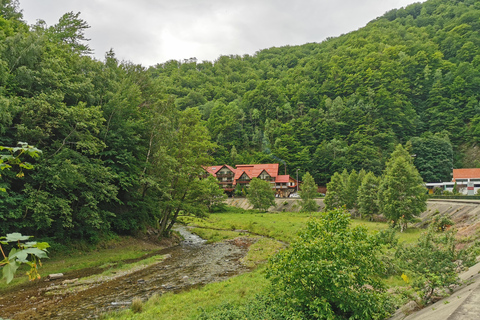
xmin=0 ymin=226 xmax=251 ymax=319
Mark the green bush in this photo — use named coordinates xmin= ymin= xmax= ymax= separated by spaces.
xmin=198 ymin=294 xmax=294 ymax=320
xmin=396 ymin=226 xmax=466 ymax=304
xmin=266 ymin=208 xmax=395 ymax=319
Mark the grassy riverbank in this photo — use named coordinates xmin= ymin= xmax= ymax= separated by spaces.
xmin=102 ymin=209 xmax=422 ymax=319
xmin=0 ymin=236 xmax=166 ymax=291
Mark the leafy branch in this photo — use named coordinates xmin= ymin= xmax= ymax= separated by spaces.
xmin=0 ymin=233 xmax=50 ymax=284
xmin=0 ymin=142 xmax=42 ymax=191
xmin=0 ymin=142 xmax=48 ymax=284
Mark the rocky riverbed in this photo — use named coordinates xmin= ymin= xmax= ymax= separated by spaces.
xmin=0 ymin=226 xmax=253 ymax=319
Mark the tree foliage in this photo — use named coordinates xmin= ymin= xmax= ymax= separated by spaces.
xmin=299 ymin=171 xmax=318 ymax=212
xmin=411 ymin=132 xmax=453 ymax=182
xmin=324 ymin=169 xmax=348 ymax=210
xmin=357 ymin=171 xmax=380 ymax=219
xmin=378 ymin=144 xmax=427 ymax=230
xmin=192 ymin=175 xmax=227 ymax=213
xmin=246 ymin=178 xmax=275 ymax=212
xmin=267 ymin=208 xmax=395 ymax=319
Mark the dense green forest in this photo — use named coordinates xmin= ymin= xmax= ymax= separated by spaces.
xmin=1 ymin=0 xmax=480 ymax=242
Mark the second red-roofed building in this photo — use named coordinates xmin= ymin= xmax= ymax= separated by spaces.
xmin=425 ymin=168 xmax=480 ymax=195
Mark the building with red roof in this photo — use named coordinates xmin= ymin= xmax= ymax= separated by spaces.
xmin=203 ymin=163 xmax=297 ymax=197
xmin=203 ymin=165 xmax=236 ymax=192
xmin=452 ymin=168 xmax=480 ymax=195
xmin=452 ymin=168 xmax=480 ymax=182
xmin=425 ymin=168 xmax=480 ymax=195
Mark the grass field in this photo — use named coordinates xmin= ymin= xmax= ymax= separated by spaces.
xmin=105 ymin=208 xmax=423 ymax=319
xmin=179 ymin=209 xmax=422 ymax=244
xmin=101 ymin=268 xmax=269 ymax=320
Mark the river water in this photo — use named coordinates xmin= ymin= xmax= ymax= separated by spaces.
xmin=0 ymin=226 xmax=251 ymax=319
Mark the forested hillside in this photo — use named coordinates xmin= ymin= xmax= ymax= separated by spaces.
xmin=149 ymin=0 xmax=480 ymax=183
xmin=1 ymin=0 xmax=480 ymax=242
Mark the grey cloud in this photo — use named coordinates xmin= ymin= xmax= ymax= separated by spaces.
xmin=20 ymin=0 xmax=425 ymax=66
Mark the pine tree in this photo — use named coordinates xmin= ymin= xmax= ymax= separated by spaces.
xmin=378 ymin=144 xmax=427 ymax=231
xmin=358 ymin=172 xmax=380 ymax=220
xmin=299 ymin=172 xmax=318 ymax=212
xmin=324 ymin=170 xmax=347 ymax=210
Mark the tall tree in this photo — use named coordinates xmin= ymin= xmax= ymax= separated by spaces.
xmin=345 ymin=169 xmax=362 ymax=210
xmin=378 ymin=144 xmax=427 ymax=231
xmin=299 ymin=171 xmax=318 ymax=212
xmin=357 ymin=171 xmax=380 ymax=220
xmin=147 ymin=107 xmax=216 ymax=237
xmin=324 ymin=169 xmax=348 ymax=210
xmin=48 ymin=12 xmax=92 ymax=54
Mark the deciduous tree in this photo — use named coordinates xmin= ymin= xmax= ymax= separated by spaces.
xmin=267 ymin=208 xmax=394 ymax=319
xmin=147 ymin=107 xmax=216 ymax=237
xmin=246 ymin=178 xmax=275 ymax=212
xmin=324 ymin=169 xmax=348 ymax=210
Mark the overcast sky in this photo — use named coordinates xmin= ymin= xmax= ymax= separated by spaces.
xmin=19 ymin=0 xmax=425 ymax=67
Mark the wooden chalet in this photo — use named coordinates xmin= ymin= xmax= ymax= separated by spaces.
xmin=204 ymin=163 xmax=297 ymax=197
xmin=204 ymin=165 xmax=236 ymax=193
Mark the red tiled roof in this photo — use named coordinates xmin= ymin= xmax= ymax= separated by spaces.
xmin=204 ymin=164 xmax=235 ymax=176
xmin=275 ymin=175 xmax=291 ymax=183
xmin=234 ymin=164 xmax=279 ymax=181
xmin=453 ymin=168 xmax=480 ymax=181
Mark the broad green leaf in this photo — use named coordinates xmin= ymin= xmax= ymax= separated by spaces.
xmin=5 ymin=233 xmax=32 ymax=242
xmin=0 ymin=164 xmax=12 ymax=171
xmin=23 ymin=241 xmax=37 ymax=248
xmin=8 ymin=247 xmax=17 ymax=258
xmin=19 ymin=162 xmax=34 ymax=170
xmin=2 ymin=261 xmax=20 ymax=284
xmin=22 ymin=248 xmax=49 ymax=259
xmin=10 ymin=250 xmax=29 ymax=263
xmin=34 ymin=242 xmax=51 ymax=251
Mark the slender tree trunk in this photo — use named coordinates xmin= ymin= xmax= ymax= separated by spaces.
xmin=158 ymin=207 xmax=170 ymax=237
xmin=166 ymin=192 xmax=188 ymax=234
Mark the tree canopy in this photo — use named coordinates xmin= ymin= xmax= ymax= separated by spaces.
xmin=2 ymin=0 xmax=480 ymax=242
xmin=267 ymin=208 xmax=395 ymax=319
xmin=299 ymin=171 xmax=318 ymax=212
xmin=246 ymin=178 xmax=275 ymax=212
xmin=378 ymin=144 xmax=427 ymax=230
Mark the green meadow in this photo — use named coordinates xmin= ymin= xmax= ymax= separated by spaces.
xmin=105 ymin=208 xmax=422 ymax=319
